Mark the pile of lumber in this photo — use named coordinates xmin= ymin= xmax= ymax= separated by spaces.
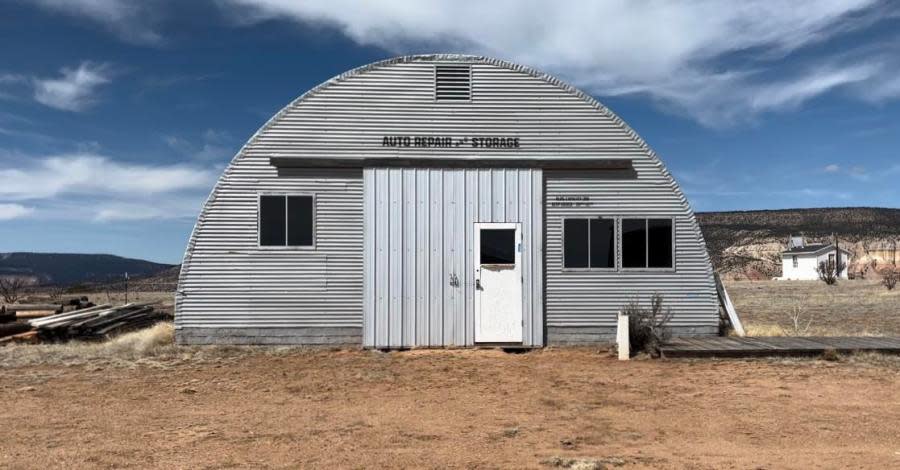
xmin=0 ymin=302 xmax=168 ymax=345
xmin=0 ymin=297 xmax=95 ymax=321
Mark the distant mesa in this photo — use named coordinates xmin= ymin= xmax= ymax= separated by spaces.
xmin=697 ymin=207 xmax=900 ymax=280
xmin=0 ymin=252 xmax=176 ymax=287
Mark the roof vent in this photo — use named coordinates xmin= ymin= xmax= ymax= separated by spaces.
xmin=435 ymin=65 xmax=471 ymax=101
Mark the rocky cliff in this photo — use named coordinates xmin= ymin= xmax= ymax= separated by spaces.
xmin=696 ymin=208 xmax=900 ymax=280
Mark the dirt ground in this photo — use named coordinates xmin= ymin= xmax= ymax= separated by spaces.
xmin=2 ymin=347 xmax=898 ymax=469
xmin=725 ymin=279 xmax=900 ymax=336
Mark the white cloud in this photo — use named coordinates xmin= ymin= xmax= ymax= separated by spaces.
xmin=164 ymin=129 xmax=234 ymax=161
xmin=849 ymin=165 xmax=870 ymax=181
xmin=0 ymin=154 xmax=217 ymax=200
xmin=824 ymin=164 xmax=841 ymax=173
xmin=0 ymin=203 xmax=34 ymax=220
xmin=92 ymin=198 xmax=203 ymax=221
xmin=221 ymin=0 xmax=900 ymax=126
xmin=0 ymin=73 xmax=29 ymax=101
xmin=0 ymin=74 xmax=27 ymax=84
xmin=33 ymin=62 xmax=112 ymax=112
xmin=28 ymin=0 xmax=162 ymax=45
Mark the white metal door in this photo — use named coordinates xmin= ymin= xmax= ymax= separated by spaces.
xmin=474 ymin=223 xmax=523 ymax=343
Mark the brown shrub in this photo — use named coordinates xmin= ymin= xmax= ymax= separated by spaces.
xmin=623 ymin=293 xmax=673 ymax=357
xmin=881 ymin=269 xmax=898 ymax=290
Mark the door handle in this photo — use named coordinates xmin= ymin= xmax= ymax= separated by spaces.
xmin=475 ymin=278 xmax=482 ymax=290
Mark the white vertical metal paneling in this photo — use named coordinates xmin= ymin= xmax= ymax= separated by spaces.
xmin=177 ymin=54 xmax=717 ymax=343
xmin=364 ymin=168 xmax=543 ymax=348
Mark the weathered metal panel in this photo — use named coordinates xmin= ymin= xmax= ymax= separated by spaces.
xmin=544 ymin=170 xmax=718 ymax=330
xmin=176 ymin=54 xmax=716 ymax=345
xmin=176 ymin=169 xmax=363 ymax=331
xmin=364 ymin=167 xmax=543 ymax=348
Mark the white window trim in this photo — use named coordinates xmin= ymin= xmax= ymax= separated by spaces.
xmin=561 ymin=216 xmax=618 ymax=272
xmin=257 ymin=192 xmax=316 ymax=250
xmin=619 ymin=217 xmax=676 ymax=272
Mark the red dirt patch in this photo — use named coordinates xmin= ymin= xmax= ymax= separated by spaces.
xmin=1 ymin=348 xmax=898 ymax=468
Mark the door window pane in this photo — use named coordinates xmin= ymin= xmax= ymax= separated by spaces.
xmin=563 ymin=219 xmax=589 ymax=268
xmin=590 ymin=218 xmax=615 ymax=268
xmin=287 ymin=196 xmax=313 ymax=246
xmin=480 ymin=229 xmax=515 ymax=264
xmin=259 ymin=196 xmax=286 ymax=246
xmin=622 ymin=219 xmax=647 ymax=268
xmin=647 ymin=219 xmax=673 ymax=268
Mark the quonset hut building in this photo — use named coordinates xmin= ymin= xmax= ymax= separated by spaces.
xmin=175 ymin=55 xmax=720 ymax=348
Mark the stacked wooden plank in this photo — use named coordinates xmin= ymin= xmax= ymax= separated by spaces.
xmin=0 ymin=303 xmax=63 ymax=319
xmin=28 ymin=303 xmax=167 ymax=342
xmin=1 ymin=298 xmax=94 ymax=321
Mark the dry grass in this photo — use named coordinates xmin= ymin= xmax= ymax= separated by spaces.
xmin=0 ymin=322 xmax=179 ymax=368
xmin=0 ymin=322 xmax=340 ymax=369
xmin=725 ymin=279 xmax=900 ymax=336
xmin=741 ymin=324 xmax=887 ymax=337
xmin=63 ymin=290 xmax=175 ymax=315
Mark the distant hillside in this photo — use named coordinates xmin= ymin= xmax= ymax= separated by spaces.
xmin=0 ymin=252 xmax=176 ymax=286
xmin=696 ymin=207 xmax=900 ymax=280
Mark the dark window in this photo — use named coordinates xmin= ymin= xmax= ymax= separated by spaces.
xmin=563 ymin=219 xmax=589 ymax=268
xmin=564 ymin=218 xmax=615 ymax=269
xmin=259 ymin=195 xmax=314 ymax=247
xmin=590 ymin=218 xmax=615 ymax=268
xmin=622 ymin=219 xmax=647 ymax=268
xmin=287 ymin=196 xmax=314 ymax=246
xmin=480 ymin=229 xmax=515 ymax=264
xmin=259 ymin=196 xmax=286 ymax=246
xmin=647 ymin=219 xmax=673 ymax=268
xmin=623 ymin=218 xmax=674 ymax=268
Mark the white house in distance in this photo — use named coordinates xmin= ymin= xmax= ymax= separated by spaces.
xmin=778 ymin=236 xmax=852 ymax=280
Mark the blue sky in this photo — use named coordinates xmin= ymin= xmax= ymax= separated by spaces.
xmin=1 ymin=0 xmax=899 ymax=263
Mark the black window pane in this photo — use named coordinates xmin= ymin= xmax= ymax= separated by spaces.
xmin=647 ymin=219 xmax=672 ymax=268
xmin=480 ymin=229 xmax=515 ymax=264
xmin=287 ymin=196 xmax=314 ymax=246
xmin=590 ymin=218 xmax=615 ymax=268
xmin=622 ymin=219 xmax=647 ymax=268
xmin=259 ymin=196 xmax=286 ymax=246
xmin=563 ymin=219 xmax=589 ymax=268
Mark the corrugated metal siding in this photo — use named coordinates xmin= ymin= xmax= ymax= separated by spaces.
xmin=176 ymin=54 xmax=718 ymax=342
xmin=244 ymin=57 xmax=648 ymax=160
xmin=364 ymin=168 xmax=543 ymax=348
xmin=545 ymin=171 xmax=718 ymax=328
xmin=176 ymin=169 xmax=363 ymax=328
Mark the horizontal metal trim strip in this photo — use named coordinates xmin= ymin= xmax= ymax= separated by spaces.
xmin=270 ymin=157 xmax=631 ymax=170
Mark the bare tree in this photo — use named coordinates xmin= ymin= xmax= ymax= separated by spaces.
xmin=47 ymin=285 xmax=67 ymax=301
xmin=781 ymin=305 xmax=813 ymax=336
xmin=0 ymin=276 xmax=28 ymax=303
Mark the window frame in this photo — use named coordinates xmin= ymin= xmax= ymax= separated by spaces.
xmin=257 ymin=192 xmax=316 ymax=250
xmin=561 ymin=216 xmax=618 ymax=272
xmin=619 ymin=217 xmax=676 ymax=272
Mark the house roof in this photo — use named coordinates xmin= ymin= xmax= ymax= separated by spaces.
xmin=783 ymin=244 xmax=852 ymax=255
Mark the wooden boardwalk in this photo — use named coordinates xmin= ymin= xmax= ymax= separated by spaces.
xmin=660 ymin=336 xmax=900 ymax=358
